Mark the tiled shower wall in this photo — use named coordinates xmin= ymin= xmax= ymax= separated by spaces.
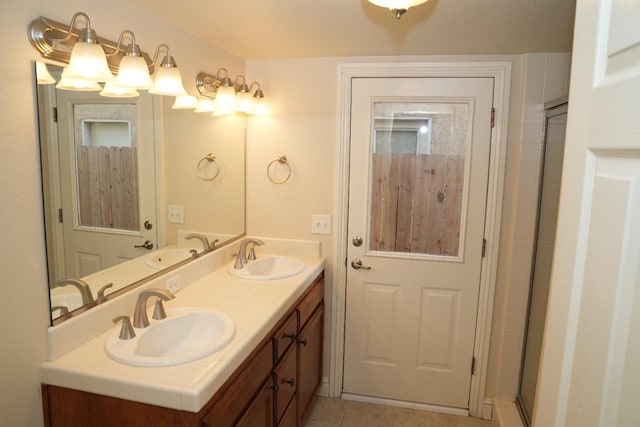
xmin=494 ymin=53 xmax=572 ymax=398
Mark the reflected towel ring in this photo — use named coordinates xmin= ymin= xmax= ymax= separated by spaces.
xmin=267 ymin=155 xmax=292 ymax=184
xmin=197 ymin=153 xmax=221 ymax=181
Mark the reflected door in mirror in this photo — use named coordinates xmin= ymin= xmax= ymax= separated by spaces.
xmin=55 ymin=91 xmax=158 ymax=279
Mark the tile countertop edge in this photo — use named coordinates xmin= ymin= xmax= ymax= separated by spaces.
xmin=40 ymin=257 xmax=325 ymax=414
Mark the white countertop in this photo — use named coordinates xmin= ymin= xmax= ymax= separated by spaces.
xmin=39 ymin=239 xmax=324 ymax=413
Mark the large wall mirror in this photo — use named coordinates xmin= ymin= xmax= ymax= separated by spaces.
xmin=36 ymin=64 xmax=246 ymax=324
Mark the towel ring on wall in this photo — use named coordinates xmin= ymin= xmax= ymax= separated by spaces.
xmin=197 ymin=153 xmax=221 ymax=181
xmin=267 ymin=155 xmax=292 ymax=184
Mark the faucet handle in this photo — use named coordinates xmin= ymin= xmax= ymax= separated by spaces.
xmin=248 ymin=244 xmax=258 ymax=261
xmin=97 ymin=283 xmax=113 ymax=299
xmin=113 ymin=316 xmax=136 ymax=340
xmin=152 ymin=297 xmax=168 ymax=321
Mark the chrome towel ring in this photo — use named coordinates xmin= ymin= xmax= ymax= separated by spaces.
xmin=267 ymin=155 xmax=292 ymax=184
xmin=197 ymin=153 xmax=221 ymax=181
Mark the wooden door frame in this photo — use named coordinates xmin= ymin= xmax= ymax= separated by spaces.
xmin=330 ymin=62 xmax=511 ymax=418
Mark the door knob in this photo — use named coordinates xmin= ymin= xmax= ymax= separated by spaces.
xmin=144 ymin=220 xmax=153 ymax=230
xmin=352 ymin=236 xmax=363 ymax=247
xmin=134 ymin=240 xmax=154 ymax=250
xmin=351 ymin=259 xmax=371 ymax=270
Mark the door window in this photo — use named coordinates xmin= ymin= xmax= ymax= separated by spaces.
xmin=368 ymin=101 xmax=471 ymax=257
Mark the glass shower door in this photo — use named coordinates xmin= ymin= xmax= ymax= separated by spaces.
xmin=517 ymin=102 xmax=568 ymax=425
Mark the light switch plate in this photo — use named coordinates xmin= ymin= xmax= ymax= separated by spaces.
xmin=168 ymin=205 xmax=184 ymax=224
xmin=312 ymin=214 xmax=331 ymax=234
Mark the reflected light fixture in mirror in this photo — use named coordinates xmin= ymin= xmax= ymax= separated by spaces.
xmin=367 ymin=0 xmax=430 ymax=19
xmin=57 ymin=67 xmax=102 ymax=91
xmin=100 ymin=81 xmax=140 ymax=98
xmin=36 ymin=61 xmax=56 ymax=84
xmin=172 ymin=95 xmax=198 ymax=109
xmin=195 ymin=71 xmax=267 ymax=116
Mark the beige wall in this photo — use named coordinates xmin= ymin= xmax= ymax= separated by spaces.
xmin=246 ymin=53 xmax=570 ymax=404
xmin=0 ymin=1 xmax=242 ymax=425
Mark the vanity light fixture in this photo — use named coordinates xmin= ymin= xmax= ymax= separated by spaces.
xmin=149 ymin=44 xmax=187 ymax=96
xmin=250 ymin=82 xmax=268 ymax=115
xmin=172 ymin=95 xmax=198 ymax=109
xmin=367 ymin=0 xmax=430 ymax=19
xmin=56 ymin=12 xmax=114 ymax=83
xmin=214 ymin=68 xmax=237 ymax=110
xmin=234 ymin=76 xmax=253 ymax=113
xmin=36 ymin=61 xmax=56 ymax=84
xmin=113 ymin=30 xmax=153 ymax=90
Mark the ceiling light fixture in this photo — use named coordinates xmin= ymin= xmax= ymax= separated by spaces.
xmin=367 ymin=0 xmax=430 ymax=19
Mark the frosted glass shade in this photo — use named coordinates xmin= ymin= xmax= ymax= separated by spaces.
xmin=56 ymin=68 xmax=101 ymax=91
xmin=65 ymin=42 xmax=114 ymax=83
xmin=172 ymin=95 xmax=198 ymax=109
xmin=100 ymin=81 xmax=139 ymax=98
xmin=235 ymin=91 xmax=253 ymax=113
xmin=115 ymin=55 xmax=153 ymax=90
xmin=150 ymin=66 xmax=187 ymax=96
xmin=368 ymin=0 xmax=429 ymax=8
xmin=215 ymin=85 xmax=236 ymax=110
xmin=194 ymin=99 xmax=216 ymax=113
xmin=36 ymin=61 xmax=56 ymax=84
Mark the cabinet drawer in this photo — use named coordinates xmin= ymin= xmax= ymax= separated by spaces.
xmin=203 ymin=341 xmax=273 ymax=427
xmin=273 ymin=311 xmax=298 ymax=363
xmin=274 ymin=345 xmax=297 ymax=424
xmin=297 ymin=275 xmax=324 ymax=329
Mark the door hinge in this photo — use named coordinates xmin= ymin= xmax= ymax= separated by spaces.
xmin=471 ymin=356 xmax=476 ymax=375
xmin=52 ymin=107 xmax=58 ymax=123
xmin=482 ymin=239 xmax=487 ymax=257
xmin=58 ymin=208 xmax=63 ymax=223
xmin=490 ymin=107 xmax=495 ymax=128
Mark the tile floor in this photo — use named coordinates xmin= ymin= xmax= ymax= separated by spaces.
xmin=305 ymin=397 xmax=499 ymax=427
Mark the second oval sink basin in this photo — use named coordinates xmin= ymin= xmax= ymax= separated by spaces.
xmin=144 ymin=247 xmax=195 ymax=270
xmin=105 ymin=308 xmax=235 ymax=367
xmin=228 ymin=255 xmax=305 ymax=280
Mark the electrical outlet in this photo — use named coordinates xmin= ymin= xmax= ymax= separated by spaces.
xmin=166 ymin=275 xmax=181 ymax=293
xmin=168 ymin=205 xmax=184 ymax=224
xmin=311 ymin=214 xmax=331 ymax=234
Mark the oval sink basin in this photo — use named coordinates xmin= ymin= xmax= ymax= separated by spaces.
xmin=228 ymin=255 xmax=305 ymax=280
xmin=105 ymin=308 xmax=235 ymax=367
xmin=144 ymin=247 xmax=195 ymax=270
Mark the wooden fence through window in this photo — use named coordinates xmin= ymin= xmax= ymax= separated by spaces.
xmin=76 ymin=146 xmax=139 ymax=231
xmin=369 ymin=153 xmax=464 ymax=256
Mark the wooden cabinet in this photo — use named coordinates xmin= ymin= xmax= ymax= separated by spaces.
xmin=42 ymin=272 xmax=324 ymax=427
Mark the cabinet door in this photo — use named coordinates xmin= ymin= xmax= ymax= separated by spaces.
xmin=236 ymin=379 xmax=274 ymax=427
xmin=297 ymin=304 xmax=324 ymax=425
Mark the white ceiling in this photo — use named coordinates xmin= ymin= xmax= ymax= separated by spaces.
xmin=128 ymin=0 xmax=576 ymax=59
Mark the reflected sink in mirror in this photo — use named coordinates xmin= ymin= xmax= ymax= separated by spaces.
xmin=105 ymin=308 xmax=235 ymax=367
xmin=228 ymin=256 xmax=305 ymax=280
xmin=144 ymin=247 xmax=197 ymax=270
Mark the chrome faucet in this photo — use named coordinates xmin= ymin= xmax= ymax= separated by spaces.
xmin=184 ymin=233 xmax=219 ymax=252
xmin=234 ymin=238 xmax=264 ymax=269
xmin=56 ymin=278 xmax=95 ymax=305
xmin=133 ymin=289 xmax=175 ymax=328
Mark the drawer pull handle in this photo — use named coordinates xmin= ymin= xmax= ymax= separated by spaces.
xmin=298 ymin=338 xmax=308 ymax=346
xmin=270 ymin=383 xmax=279 ymax=392
xmin=283 ymin=378 xmax=295 ymax=387
xmin=283 ymin=332 xmax=297 ymax=341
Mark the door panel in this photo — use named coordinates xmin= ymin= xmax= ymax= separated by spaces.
xmin=343 ymin=77 xmax=493 ymax=408
xmin=534 ymin=0 xmax=640 ymax=425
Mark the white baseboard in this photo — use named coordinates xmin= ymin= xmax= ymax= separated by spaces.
xmin=318 ymin=377 xmax=330 ymax=397
xmin=483 ymin=398 xmax=493 ymax=420
xmin=493 ymin=398 xmax=524 ymax=427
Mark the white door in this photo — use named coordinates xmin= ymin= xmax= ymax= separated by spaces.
xmin=56 ymin=90 xmax=158 ymax=279
xmin=533 ymin=0 xmax=640 ymax=426
xmin=343 ymin=77 xmax=494 ymax=409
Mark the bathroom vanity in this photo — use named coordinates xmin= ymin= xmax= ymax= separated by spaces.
xmin=39 ymin=241 xmax=325 ymax=427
